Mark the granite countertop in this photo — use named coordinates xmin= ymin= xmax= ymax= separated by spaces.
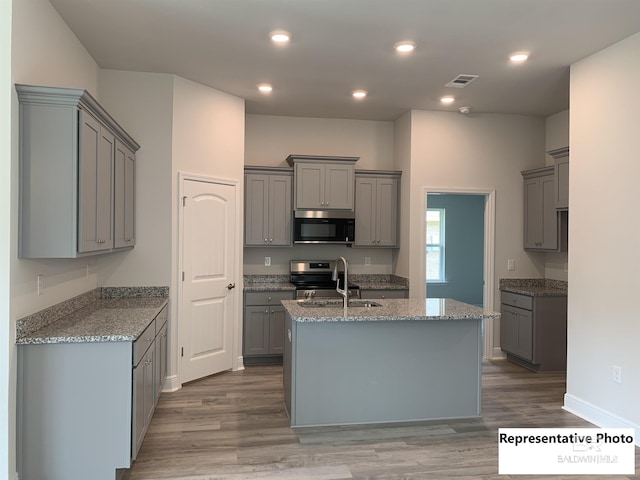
xmin=355 ymin=281 xmax=408 ymax=290
xmin=282 ymin=298 xmax=499 ymax=323
xmin=499 ymin=278 xmax=567 ymax=297
xmin=17 ymin=297 xmax=168 ymax=345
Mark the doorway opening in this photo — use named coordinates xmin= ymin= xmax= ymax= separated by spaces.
xmin=423 ymin=188 xmax=496 ymax=358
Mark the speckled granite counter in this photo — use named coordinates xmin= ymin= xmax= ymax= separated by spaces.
xmin=17 ymin=297 xmax=168 ymax=345
xmin=243 ymin=275 xmax=296 ymax=292
xmin=499 ymin=278 xmax=567 ymax=296
xmin=282 ymin=298 xmax=499 ymax=323
xmin=16 ymin=287 xmax=169 ymax=345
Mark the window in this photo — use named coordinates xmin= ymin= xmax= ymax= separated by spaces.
xmin=426 ymin=208 xmax=445 ymax=282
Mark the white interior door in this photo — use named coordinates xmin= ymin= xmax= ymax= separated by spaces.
xmin=180 ymin=178 xmax=236 ymax=384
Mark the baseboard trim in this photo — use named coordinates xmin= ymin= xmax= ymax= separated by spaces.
xmin=162 ymin=374 xmax=181 ymax=392
xmin=234 ymin=355 xmax=245 ymax=371
xmin=563 ymin=393 xmax=639 ymax=447
xmin=489 ymin=347 xmax=506 ymax=360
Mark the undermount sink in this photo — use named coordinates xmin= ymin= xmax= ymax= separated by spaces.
xmin=297 ymin=300 xmax=382 ymax=308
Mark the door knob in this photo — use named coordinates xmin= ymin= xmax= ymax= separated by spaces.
xmin=226 ymin=283 xmax=236 ymax=290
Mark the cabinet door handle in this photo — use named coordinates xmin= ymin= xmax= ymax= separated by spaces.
xmin=227 ymin=283 xmax=236 ymax=290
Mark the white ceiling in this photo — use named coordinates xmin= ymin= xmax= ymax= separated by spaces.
xmin=49 ymin=0 xmax=640 ymax=121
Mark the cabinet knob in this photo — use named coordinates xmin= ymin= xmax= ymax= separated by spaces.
xmin=269 ymin=239 xmax=273 ymax=242
xmin=265 ymin=310 xmax=269 ymax=314
xmin=381 ymin=295 xmax=385 ymax=299
xmin=264 ymin=238 xmax=268 ymax=243
xmin=268 ymin=296 xmax=272 ymax=301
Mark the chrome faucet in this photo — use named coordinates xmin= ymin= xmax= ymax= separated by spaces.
xmin=332 ymin=256 xmax=349 ymax=308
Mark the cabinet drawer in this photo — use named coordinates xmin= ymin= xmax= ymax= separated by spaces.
xmin=501 ymin=291 xmax=533 ymax=310
xmin=133 ymin=319 xmax=156 ymax=366
xmin=245 ymin=291 xmax=294 ymax=306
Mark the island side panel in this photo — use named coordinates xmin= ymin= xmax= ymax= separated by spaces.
xmin=283 ymin=311 xmax=295 ymax=421
xmin=291 ymin=318 xmax=482 ymax=427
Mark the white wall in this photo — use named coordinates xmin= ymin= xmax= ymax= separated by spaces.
xmin=1 ymin=0 xmax=13 ymax=476
xmin=398 ymin=110 xmax=546 ymax=302
xmin=565 ymin=33 xmax=640 ymax=436
xmin=245 ymin=114 xmax=394 ymax=170
xmin=172 ymin=76 xmax=245 ymax=371
xmin=244 ymin=114 xmax=396 ymax=275
xmin=98 ymin=70 xmax=174 ymax=288
xmin=545 ymin=109 xmax=569 ymax=164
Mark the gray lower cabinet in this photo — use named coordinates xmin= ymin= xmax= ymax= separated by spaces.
xmin=132 ymin=305 xmax=168 ymax=460
xmin=500 ymin=291 xmax=567 ymax=371
xmin=16 ymin=84 xmax=139 ymax=258
xmin=355 ymin=171 xmax=401 ymax=247
xmin=18 ymin=305 xmax=168 ymax=480
xmin=522 ymin=166 xmax=565 ymax=251
xmin=360 ymin=289 xmax=408 ymax=299
xmin=244 ymin=291 xmax=294 ymax=363
xmin=244 ymin=167 xmax=292 ymax=246
xmin=286 ymin=155 xmax=358 ymax=210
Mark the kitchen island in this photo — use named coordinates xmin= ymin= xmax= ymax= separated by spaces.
xmin=282 ymin=298 xmax=499 ymax=427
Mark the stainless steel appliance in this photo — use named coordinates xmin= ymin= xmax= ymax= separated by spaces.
xmin=290 ymin=260 xmax=360 ymax=300
xmin=293 ymin=211 xmax=355 ymax=244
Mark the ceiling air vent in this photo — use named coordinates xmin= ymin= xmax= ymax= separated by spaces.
xmin=445 ymin=74 xmax=479 ymax=88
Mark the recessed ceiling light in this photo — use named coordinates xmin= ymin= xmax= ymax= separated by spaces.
xmin=440 ymin=96 xmax=455 ymax=104
xmin=394 ymin=41 xmax=416 ymax=53
xmin=270 ymin=30 xmax=291 ymax=44
xmin=510 ymin=53 xmax=529 ymax=63
xmin=257 ymin=83 xmax=273 ymax=93
xmin=352 ymin=90 xmax=367 ymax=99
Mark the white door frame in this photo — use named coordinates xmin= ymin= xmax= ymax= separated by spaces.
xmin=423 ymin=187 xmax=497 ymax=359
xmin=177 ymin=172 xmax=244 ymax=387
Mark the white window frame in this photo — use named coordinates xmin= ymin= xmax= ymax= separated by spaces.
xmin=426 ymin=208 xmax=445 ymax=283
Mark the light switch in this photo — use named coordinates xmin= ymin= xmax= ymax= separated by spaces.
xmin=264 ymin=257 xmax=271 ymax=266
xmin=507 ymin=259 xmax=515 ymax=271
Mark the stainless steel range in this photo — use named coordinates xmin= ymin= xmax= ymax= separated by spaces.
xmin=290 ymin=260 xmax=360 ymax=300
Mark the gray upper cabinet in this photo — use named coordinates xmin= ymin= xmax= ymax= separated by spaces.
xmin=355 ymin=171 xmax=401 ymax=247
xmin=114 ymin=139 xmax=136 ymax=249
xmin=286 ymin=155 xmax=358 ymax=210
xmin=244 ymin=167 xmax=292 ymax=246
xmin=548 ymin=146 xmax=569 ymax=210
xmin=522 ymin=166 xmax=562 ymax=251
xmin=16 ymin=84 xmax=140 ymax=258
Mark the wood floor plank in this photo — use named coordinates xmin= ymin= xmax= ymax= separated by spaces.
xmin=124 ymin=360 xmax=640 ymax=480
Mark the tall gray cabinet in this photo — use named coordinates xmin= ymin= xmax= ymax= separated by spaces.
xmin=355 ymin=170 xmax=400 ymax=247
xmin=522 ymin=166 xmax=566 ymax=251
xmin=16 ymin=84 xmax=139 ymax=258
xmin=244 ymin=167 xmax=292 ymax=246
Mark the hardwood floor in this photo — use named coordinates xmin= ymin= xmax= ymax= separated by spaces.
xmin=125 ymin=360 xmax=639 ymax=479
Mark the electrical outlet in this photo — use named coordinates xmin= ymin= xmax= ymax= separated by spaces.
xmin=264 ymin=256 xmax=271 ymax=267
xmin=507 ymin=259 xmax=515 ymax=271
xmin=612 ymin=365 xmax=622 ymax=384
xmin=37 ymin=275 xmax=44 ymax=295
xmin=365 ymin=257 xmax=371 ymax=266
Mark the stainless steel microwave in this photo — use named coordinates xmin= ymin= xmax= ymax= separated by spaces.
xmin=293 ymin=210 xmax=355 ymax=244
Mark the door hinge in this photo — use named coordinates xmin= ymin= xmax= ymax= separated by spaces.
xmin=182 ymin=271 xmax=185 ymax=281
xmin=181 ymin=347 xmax=184 ymax=357
xmin=182 ymin=196 xmax=187 ymax=207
